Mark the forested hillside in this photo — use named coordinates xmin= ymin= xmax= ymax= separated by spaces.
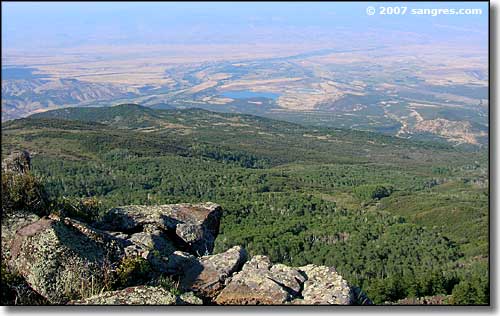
xmin=2 ymin=104 xmax=489 ymax=304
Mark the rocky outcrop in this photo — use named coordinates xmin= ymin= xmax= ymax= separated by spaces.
xmin=98 ymin=203 xmax=222 ymax=255
xmin=122 ymin=227 xmax=177 ymax=273
xmin=172 ymin=246 xmax=248 ymax=299
xmin=215 ymin=256 xmax=356 ymax=305
xmin=69 ymin=286 xmax=202 ymax=305
xmin=2 ymin=150 xmax=362 ymax=306
xmin=292 ymin=265 xmax=353 ymax=305
xmin=6 ymin=200 xmax=366 ymax=305
xmin=2 ymin=150 xmax=31 ymax=174
xmin=215 ymin=255 xmax=305 ymax=305
xmin=1 ymin=212 xmax=41 ymax=260
xmin=9 ymin=216 xmax=124 ymax=304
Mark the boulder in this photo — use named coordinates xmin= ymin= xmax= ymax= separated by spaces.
xmin=2 ymin=150 xmax=31 ymax=174
xmin=176 ymin=246 xmax=247 ymax=299
xmin=123 ymin=228 xmax=176 ymax=272
xmin=1 ymin=212 xmax=40 ymax=260
xmin=98 ymin=203 xmax=222 ymax=255
xmin=215 ymin=255 xmax=305 ymax=305
xmin=127 ymin=228 xmax=176 ymax=256
xmin=69 ymin=286 xmax=177 ymax=305
xmin=292 ymin=265 xmax=353 ymax=305
xmin=215 ymin=255 xmax=356 ymax=305
xmin=177 ymin=292 xmax=204 ymax=305
xmin=164 ymin=250 xmax=200 ymax=274
xmin=9 ymin=216 xmax=124 ymax=304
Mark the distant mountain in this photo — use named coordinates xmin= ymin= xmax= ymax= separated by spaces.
xmin=7 ymin=103 xmax=473 ymax=165
xmin=2 ymin=53 xmax=488 ymax=147
xmin=1 ymin=78 xmax=139 ymax=121
xmin=30 ymin=104 xmax=162 ymax=128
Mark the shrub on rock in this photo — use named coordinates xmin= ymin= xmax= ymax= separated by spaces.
xmin=114 ymin=256 xmax=152 ymax=289
xmin=1 ymin=171 xmax=48 ymax=218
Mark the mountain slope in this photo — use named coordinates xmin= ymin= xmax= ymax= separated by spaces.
xmin=1 ymin=104 xmax=489 ymax=304
xmin=22 ymin=104 xmax=476 ymax=166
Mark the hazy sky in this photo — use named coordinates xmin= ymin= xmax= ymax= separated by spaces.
xmin=2 ymin=2 xmax=489 ymax=51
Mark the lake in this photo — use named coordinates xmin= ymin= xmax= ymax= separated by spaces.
xmin=221 ymin=90 xmax=280 ymax=100
xmin=2 ymin=67 xmax=49 ymax=80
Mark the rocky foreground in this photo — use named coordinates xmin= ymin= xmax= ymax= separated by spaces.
xmin=2 ymin=149 xmax=370 ymax=305
xmin=3 ymin=201 xmax=371 ymax=305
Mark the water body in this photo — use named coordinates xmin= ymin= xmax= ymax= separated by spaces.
xmin=2 ymin=67 xmax=49 ymax=80
xmin=221 ymin=90 xmax=280 ymax=100
xmin=238 ymin=46 xmax=388 ymax=64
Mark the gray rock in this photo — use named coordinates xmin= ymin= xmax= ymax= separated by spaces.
xmin=128 ymin=230 xmax=176 ymax=256
xmin=123 ymin=229 xmax=176 ymax=272
xmin=215 ymin=255 xmax=356 ymax=305
xmin=178 ymin=246 xmax=247 ymax=299
xmin=2 ymin=150 xmax=31 ymax=174
xmin=292 ymin=264 xmax=354 ymax=305
xmin=9 ymin=216 xmax=124 ymax=304
xmin=1 ymin=212 xmax=40 ymax=260
xmin=98 ymin=203 xmax=222 ymax=255
xmin=105 ymin=231 xmax=130 ymax=240
xmin=69 ymin=286 xmax=177 ymax=305
xmin=215 ymin=255 xmax=304 ymax=305
xmin=177 ymin=292 xmax=203 ymax=305
xmin=164 ymin=250 xmax=199 ymax=275
xmin=270 ymin=263 xmax=307 ymax=295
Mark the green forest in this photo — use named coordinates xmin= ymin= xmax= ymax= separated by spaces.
xmin=1 ymin=104 xmax=489 ymax=304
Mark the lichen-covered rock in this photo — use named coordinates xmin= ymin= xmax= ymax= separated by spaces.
xmin=270 ymin=263 xmax=306 ymax=296
xmin=69 ymin=286 xmax=177 ymax=305
xmin=215 ymin=255 xmax=305 ymax=305
xmin=2 ymin=150 xmax=31 ymax=174
xmin=98 ymin=203 xmax=222 ymax=255
xmin=106 ymin=231 xmax=130 ymax=240
xmin=9 ymin=216 xmax=124 ymax=304
xmin=292 ymin=265 xmax=353 ymax=305
xmin=6 ymin=195 xmax=365 ymax=306
xmin=123 ymin=228 xmax=176 ymax=272
xmin=127 ymin=229 xmax=176 ymax=256
xmin=164 ymin=250 xmax=199 ymax=274
xmin=1 ymin=212 xmax=40 ymax=260
xmin=177 ymin=292 xmax=204 ymax=305
xmin=215 ymin=255 xmax=357 ymax=305
xmin=178 ymin=245 xmax=247 ymax=299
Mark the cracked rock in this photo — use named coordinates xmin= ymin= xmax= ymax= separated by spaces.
xmin=97 ymin=203 xmax=222 ymax=255
xmin=215 ymin=255 xmax=356 ymax=305
xmin=215 ymin=255 xmax=304 ymax=305
xmin=292 ymin=265 xmax=354 ymax=305
xmin=177 ymin=245 xmax=248 ymax=299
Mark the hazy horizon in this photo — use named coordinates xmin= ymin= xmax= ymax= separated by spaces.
xmin=2 ymin=2 xmax=488 ymax=54
xmin=1 ymin=1 xmax=489 ymax=145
